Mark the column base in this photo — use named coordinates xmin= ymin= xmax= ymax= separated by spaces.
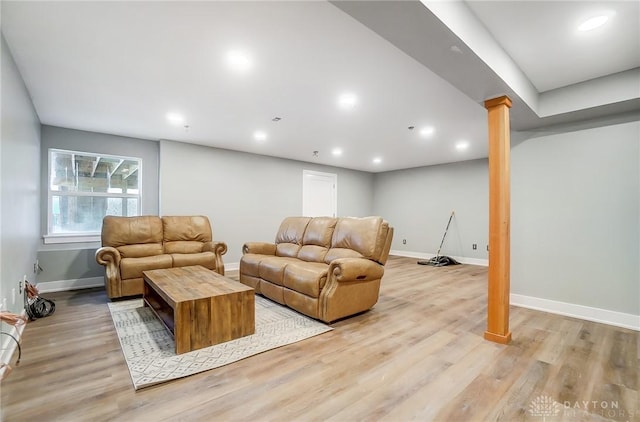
xmin=484 ymin=330 xmax=512 ymax=344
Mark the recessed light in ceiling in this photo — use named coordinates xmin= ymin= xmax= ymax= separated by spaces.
xmin=338 ymin=93 xmax=357 ymax=109
xmin=372 ymin=157 xmax=382 ymax=164
xmin=578 ymin=14 xmax=611 ymax=31
xmin=166 ymin=112 xmax=185 ymax=125
xmin=455 ymin=141 xmax=469 ymax=151
xmin=226 ymin=50 xmax=253 ymax=72
xmin=332 ymin=148 xmax=343 ymax=156
xmin=450 ymin=45 xmax=463 ymax=54
xmin=253 ymin=130 xmax=267 ymax=142
xmin=419 ymin=126 xmax=435 ymax=137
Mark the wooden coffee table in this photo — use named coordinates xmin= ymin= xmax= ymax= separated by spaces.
xmin=142 ymin=265 xmax=255 ymax=354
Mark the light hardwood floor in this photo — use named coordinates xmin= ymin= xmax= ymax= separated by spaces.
xmin=1 ymin=256 xmax=638 ymax=421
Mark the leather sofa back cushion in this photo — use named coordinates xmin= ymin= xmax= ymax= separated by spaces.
xmin=275 ymin=217 xmax=311 ymax=245
xmin=117 ymin=243 xmax=164 ymax=259
xmin=324 ymin=247 xmax=364 ymax=263
xmin=297 ymin=245 xmax=329 ymax=262
xmin=162 ymin=216 xmax=212 ymax=242
xmin=331 ymin=216 xmax=386 ymax=261
xmin=102 ymin=216 xmax=163 ymax=247
xmin=276 ymin=243 xmax=301 ymax=258
xmin=164 ymin=240 xmax=204 ymax=254
xmin=303 ymin=217 xmax=337 ymax=247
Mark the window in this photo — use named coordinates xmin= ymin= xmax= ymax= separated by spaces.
xmin=45 ymin=149 xmax=142 ymax=243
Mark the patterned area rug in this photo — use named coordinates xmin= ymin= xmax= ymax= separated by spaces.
xmin=108 ymin=296 xmax=332 ymax=390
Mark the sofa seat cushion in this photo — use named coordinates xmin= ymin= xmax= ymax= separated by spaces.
xmin=164 ymin=241 xmax=204 ymax=254
xmin=240 ymin=253 xmax=266 ymax=277
xmin=121 ymin=255 xmax=173 ymax=280
xmin=171 ymin=252 xmax=217 ymax=270
xmin=117 ymin=243 xmax=164 ymax=259
xmin=258 ymin=257 xmax=299 ymax=286
xmin=283 ymin=262 xmax=329 ymax=298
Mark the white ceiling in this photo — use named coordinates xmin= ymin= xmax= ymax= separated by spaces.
xmin=2 ymin=1 xmax=639 ymax=173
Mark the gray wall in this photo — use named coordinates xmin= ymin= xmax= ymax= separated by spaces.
xmin=373 ymin=119 xmax=639 ymax=316
xmin=1 ymin=34 xmax=41 ymax=313
xmin=38 ymin=125 xmax=159 ymax=283
xmin=159 ymin=140 xmax=375 ymax=264
xmin=511 ymin=120 xmax=639 ymax=315
xmin=373 ymin=159 xmax=489 ymax=260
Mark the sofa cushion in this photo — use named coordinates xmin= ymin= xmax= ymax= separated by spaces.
xmin=324 ymin=248 xmax=364 ymax=264
xmin=240 ymin=254 xmax=264 ymax=277
xmin=330 ymin=217 xmax=387 ymax=261
xmin=283 ymin=262 xmax=329 ymax=298
xmin=275 ymin=217 xmax=310 ymax=245
xmin=121 ymin=255 xmax=172 ymax=280
xmin=102 ymin=215 xmax=163 ymax=247
xmin=297 ymin=245 xmax=329 ymax=263
xmin=164 ymin=240 xmax=204 ymax=254
xmin=303 ymin=217 xmax=337 ymax=247
xmin=117 ymin=243 xmax=164 ymax=259
xmin=163 ymin=216 xmax=212 ymax=255
xmin=171 ymin=252 xmax=217 ymax=270
xmin=258 ymin=256 xmax=298 ymax=286
xmin=276 ymin=243 xmax=301 ymax=258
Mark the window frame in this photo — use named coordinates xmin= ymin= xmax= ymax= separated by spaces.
xmin=44 ymin=148 xmax=143 ymax=244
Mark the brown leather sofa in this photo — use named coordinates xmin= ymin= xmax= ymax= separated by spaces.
xmin=95 ymin=215 xmax=227 ymax=299
xmin=240 ymin=216 xmax=393 ymax=323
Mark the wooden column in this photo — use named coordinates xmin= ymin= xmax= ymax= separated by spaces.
xmin=484 ymin=95 xmax=512 ymax=344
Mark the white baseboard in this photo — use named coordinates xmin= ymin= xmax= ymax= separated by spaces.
xmin=390 ymin=250 xmax=488 ymax=267
xmin=225 ymin=262 xmax=239 ymax=272
xmin=1 ymin=309 xmax=28 ymax=378
xmin=390 ymin=250 xmax=638 ymax=331
xmin=36 ymin=276 xmax=104 ymax=293
xmin=511 ymin=294 xmax=640 ymax=331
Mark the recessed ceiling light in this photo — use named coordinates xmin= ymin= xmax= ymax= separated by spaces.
xmin=166 ymin=112 xmax=185 ymax=125
xmin=253 ymin=130 xmax=267 ymax=142
xmin=419 ymin=126 xmax=435 ymax=137
xmin=338 ymin=93 xmax=357 ymax=109
xmin=226 ymin=50 xmax=253 ymax=72
xmin=455 ymin=141 xmax=469 ymax=151
xmin=372 ymin=157 xmax=382 ymax=164
xmin=578 ymin=14 xmax=610 ymax=31
xmin=332 ymin=148 xmax=343 ymax=156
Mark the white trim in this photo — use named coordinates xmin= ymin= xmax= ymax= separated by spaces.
xmin=43 ymin=234 xmax=101 ymax=244
xmin=511 ymin=294 xmax=640 ymax=332
xmin=36 ymin=277 xmax=104 ymax=293
xmin=225 ymin=262 xmax=239 ymax=272
xmin=389 ymin=249 xmax=488 ymax=267
xmin=1 ymin=309 xmax=28 ymax=377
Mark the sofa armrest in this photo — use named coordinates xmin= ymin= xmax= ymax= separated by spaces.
xmin=95 ymin=247 xmax=122 ymax=299
xmin=329 ymin=258 xmax=384 ymax=283
xmin=203 ymin=241 xmax=228 ymax=256
xmin=203 ymin=241 xmax=228 ymax=275
xmin=243 ymin=242 xmax=276 ymax=256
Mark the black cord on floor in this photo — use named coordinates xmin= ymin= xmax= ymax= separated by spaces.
xmin=1 ymin=332 xmax=22 ymax=365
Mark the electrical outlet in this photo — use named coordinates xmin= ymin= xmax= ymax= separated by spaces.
xmin=402 ymin=239 xmax=407 ymax=245
xmin=486 ymin=245 xmax=489 ymax=251
xmin=1 ymin=298 xmax=7 ymax=311
xmin=472 ymin=243 xmax=477 ymax=250
xmin=11 ymin=288 xmax=16 ymax=305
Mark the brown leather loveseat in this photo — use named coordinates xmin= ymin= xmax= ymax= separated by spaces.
xmin=96 ymin=215 xmax=227 ymax=299
xmin=240 ymin=216 xmax=393 ymax=323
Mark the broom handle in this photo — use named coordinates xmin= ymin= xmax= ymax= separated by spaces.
xmin=435 ymin=211 xmax=455 ymax=258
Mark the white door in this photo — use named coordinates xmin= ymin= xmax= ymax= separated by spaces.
xmin=302 ymin=170 xmax=337 ymax=217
